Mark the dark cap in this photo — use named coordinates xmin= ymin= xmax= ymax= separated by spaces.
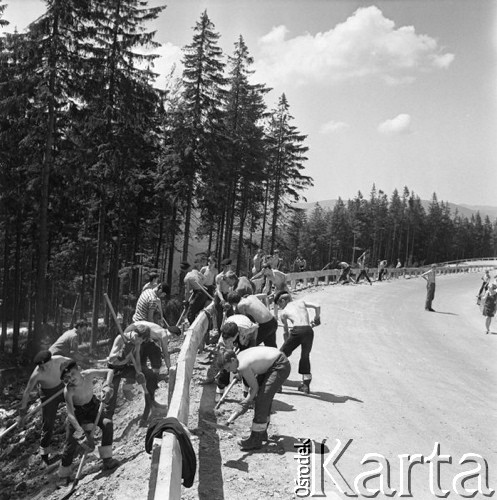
xmin=180 ymin=261 xmax=191 ymax=271
xmin=167 ymin=325 xmax=182 ymax=336
xmin=60 ymin=360 xmax=77 ymax=380
xmin=33 ymin=350 xmax=52 ymax=366
xmin=221 ymin=258 xmax=232 ymax=266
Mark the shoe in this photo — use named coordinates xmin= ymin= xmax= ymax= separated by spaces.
xmin=428 ymin=308 xmax=435 ymax=312
xmin=297 ymin=383 xmax=310 ymax=394
xmin=486 ymin=330 xmax=489 ymax=335
xmin=238 ymin=431 xmax=264 ymax=451
xmin=102 ymin=457 xmax=119 ymax=470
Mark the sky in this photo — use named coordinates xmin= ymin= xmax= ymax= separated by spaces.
xmin=2 ymin=0 xmax=497 ymax=207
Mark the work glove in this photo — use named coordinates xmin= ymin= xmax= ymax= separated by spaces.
xmin=102 ymin=385 xmax=114 ymax=403
xmin=136 ymin=372 xmax=146 ymax=385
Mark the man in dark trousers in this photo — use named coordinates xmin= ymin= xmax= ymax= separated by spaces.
xmin=355 ymin=250 xmax=372 ymax=285
xmin=275 ymin=291 xmax=321 ymax=394
xmin=18 ymin=350 xmax=72 ymax=465
xmin=218 ymin=346 xmax=290 ymax=450
xmin=421 ymin=263 xmax=437 ymax=312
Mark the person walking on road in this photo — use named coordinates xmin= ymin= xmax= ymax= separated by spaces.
xmin=477 ymin=270 xmax=492 ymax=305
xmin=482 ymin=283 xmax=497 ymax=334
xmin=275 ymin=291 xmax=320 ymax=394
xmin=421 ymin=264 xmax=437 ymax=312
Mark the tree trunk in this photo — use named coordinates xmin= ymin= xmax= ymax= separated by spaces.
xmin=91 ymin=197 xmax=106 ymax=349
xmin=12 ymin=217 xmax=22 ymax=356
xmin=260 ymin=180 xmax=270 ymax=250
xmin=33 ymin=11 xmax=59 ymax=355
xmin=0 ymin=224 xmax=9 ymax=353
xmin=167 ymin=207 xmax=177 ymax=291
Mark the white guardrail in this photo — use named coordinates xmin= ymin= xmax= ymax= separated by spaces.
xmin=148 ymin=259 xmax=497 ymax=498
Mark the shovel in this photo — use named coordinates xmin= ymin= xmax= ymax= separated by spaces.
xmin=59 ymin=389 xmax=108 ymax=500
xmin=201 ymin=418 xmax=242 ymax=433
xmin=0 ymin=387 xmax=65 ymax=440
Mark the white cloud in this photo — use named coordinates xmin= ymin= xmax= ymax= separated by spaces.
xmin=377 ymin=113 xmax=412 ymax=135
xmin=255 ymin=6 xmax=454 ymax=87
xmin=136 ymin=42 xmax=183 ymax=88
xmin=320 ymin=120 xmax=350 ymax=134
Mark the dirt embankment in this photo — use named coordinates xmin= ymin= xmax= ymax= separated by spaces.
xmin=0 ymin=330 xmax=295 ymax=500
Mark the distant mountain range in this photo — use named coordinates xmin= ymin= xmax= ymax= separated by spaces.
xmin=293 ymin=199 xmax=497 ymax=221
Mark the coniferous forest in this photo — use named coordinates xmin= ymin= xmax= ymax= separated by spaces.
xmin=0 ymin=1 xmax=495 ymax=358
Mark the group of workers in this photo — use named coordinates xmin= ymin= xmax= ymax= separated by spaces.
xmin=13 ymin=251 xmax=320 ymax=482
xmin=16 ymin=277 xmax=179 ymax=481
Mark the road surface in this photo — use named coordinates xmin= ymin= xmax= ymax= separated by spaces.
xmin=274 ymin=272 xmax=497 ymax=499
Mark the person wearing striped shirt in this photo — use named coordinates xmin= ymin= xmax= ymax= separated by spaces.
xmin=133 ymin=282 xmax=169 ymax=325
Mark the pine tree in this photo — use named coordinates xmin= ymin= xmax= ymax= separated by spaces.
xmin=180 ymin=10 xmax=227 ymax=264
xmin=265 ymin=94 xmax=312 ymax=252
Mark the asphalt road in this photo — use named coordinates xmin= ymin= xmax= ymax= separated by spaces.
xmin=274 ymin=272 xmax=497 ymax=499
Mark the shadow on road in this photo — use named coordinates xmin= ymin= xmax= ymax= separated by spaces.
xmin=197 ymin=360 xmax=225 ymax=500
xmin=433 ymin=310 xmax=458 ymax=316
xmin=283 ymin=379 xmax=363 ymax=404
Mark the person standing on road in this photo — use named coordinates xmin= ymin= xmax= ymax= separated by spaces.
xmin=355 ymin=250 xmax=372 ymax=285
xmin=275 ymin=291 xmax=320 ymax=394
xmin=252 ymin=264 xmax=289 ymax=318
xmin=225 ymin=270 xmax=254 ymax=297
xmin=482 ymin=283 xmax=497 ymax=334
xmin=377 ymin=259 xmax=388 ymax=281
xmin=228 ymin=291 xmax=278 ymax=348
xmin=421 ymin=264 xmax=437 ymax=312
xmin=337 ymin=261 xmax=355 ymax=284
xmin=219 ymin=346 xmax=290 ymax=451
xmin=17 ymin=351 xmax=72 ymax=465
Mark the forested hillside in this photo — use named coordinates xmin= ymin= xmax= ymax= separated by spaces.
xmin=0 ymin=1 xmax=311 ymax=357
xmin=1 ymin=1 xmax=495 ymax=360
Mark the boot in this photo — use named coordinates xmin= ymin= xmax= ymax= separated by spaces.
xmin=238 ymin=431 xmax=265 ymax=451
xmin=297 ymin=383 xmax=310 ymax=394
xmin=102 ymin=457 xmax=119 ymax=470
xmin=298 ymin=375 xmax=311 ymax=394
xmin=99 ymin=445 xmax=119 ymax=470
